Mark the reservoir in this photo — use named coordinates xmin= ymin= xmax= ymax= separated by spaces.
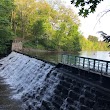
xmin=21 ymin=51 xmax=110 ymax=63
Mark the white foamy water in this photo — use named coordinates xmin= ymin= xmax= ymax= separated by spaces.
xmin=0 ymin=52 xmax=55 ymax=99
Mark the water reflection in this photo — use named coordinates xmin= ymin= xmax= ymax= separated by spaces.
xmin=80 ymin=51 xmax=110 ymax=61
xmin=21 ymin=51 xmax=79 ymax=64
xmin=21 ymin=50 xmax=110 ymax=63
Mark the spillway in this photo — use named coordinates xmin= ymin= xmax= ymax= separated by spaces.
xmin=0 ymin=52 xmax=110 ymax=110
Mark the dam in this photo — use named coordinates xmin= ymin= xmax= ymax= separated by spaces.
xmin=0 ymin=51 xmax=110 ymax=110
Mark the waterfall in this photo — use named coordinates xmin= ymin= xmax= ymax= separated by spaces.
xmin=0 ymin=52 xmax=59 ymax=100
xmin=0 ymin=52 xmax=110 ymax=110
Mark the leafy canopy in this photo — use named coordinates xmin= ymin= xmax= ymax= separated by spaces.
xmin=0 ymin=0 xmax=14 ymax=55
xmin=71 ymin=0 xmax=103 ymax=17
xmin=88 ymin=35 xmax=98 ymax=42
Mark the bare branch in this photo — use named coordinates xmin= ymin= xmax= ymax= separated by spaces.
xmin=94 ymin=8 xmax=110 ymax=29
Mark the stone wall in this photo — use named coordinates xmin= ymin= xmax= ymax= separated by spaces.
xmin=11 ymin=38 xmax=23 ymax=51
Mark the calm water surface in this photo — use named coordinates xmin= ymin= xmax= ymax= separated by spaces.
xmin=24 ymin=51 xmax=110 ymax=63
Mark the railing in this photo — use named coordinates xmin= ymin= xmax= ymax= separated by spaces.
xmin=60 ymin=54 xmax=110 ymax=75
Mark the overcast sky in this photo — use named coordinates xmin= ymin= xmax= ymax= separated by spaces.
xmin=62 ymin=0 xmax=110 ymax=40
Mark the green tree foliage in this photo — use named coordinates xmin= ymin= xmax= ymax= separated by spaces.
xmin=0 ymin=0 xmax=109 ymax=57
xmin=32 ymin=20 xmax=44 ymax=42
xmin=29 ymin=0 xmax=81 ymax=51
xmin=12 ymin=0 xmax=37 ymax=38
xmin=13 ymin=0 xmax=109 ymax=52
xmin=88 ymin=35 xmax=98 ymax=42
xmin=98 ymin=31 xmax=110 ymax=47
xmin=71 ymin=0 xmax=103 ymax=17
xmin=79 ymin=35 xmax=109 ymax=51
xmin=0 ymin=0 xmax=14 ymax=55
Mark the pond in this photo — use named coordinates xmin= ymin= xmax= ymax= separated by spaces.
xmin=21 ymin=50 xmax=110 ymax=64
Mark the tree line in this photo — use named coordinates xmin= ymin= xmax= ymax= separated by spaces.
xmin=0 ymin=0 xmax=109 ymax=55
xmin=0 ymin=0 xmax=14 ymax=56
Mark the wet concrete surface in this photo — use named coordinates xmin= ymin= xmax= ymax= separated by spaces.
xmin=0 ymin=77 xmax=22 ymax=110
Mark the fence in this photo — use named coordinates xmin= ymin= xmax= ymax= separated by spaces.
xmin=60 ymin=54 xmax=110 ymax=75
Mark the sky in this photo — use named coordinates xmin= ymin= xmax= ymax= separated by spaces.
xmin=62 ymin=0 xmax=110 ymax=40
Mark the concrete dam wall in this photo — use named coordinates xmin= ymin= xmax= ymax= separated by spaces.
xmin=0 ymin=52 xmax=110 ymax=110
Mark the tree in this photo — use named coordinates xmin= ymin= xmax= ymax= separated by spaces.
xmin=0 ymin=0 xmax=14 ymax=55
xmin=71 ymin=0 xmax=110 ymax=49
xmin=98 ymin=31 xmax=110 ymax=47
xmin=12 ymin=0 xmax=37 ymax=38
xmin=88 ymin=35 xmax=98 ymax=42
xmin=17 ymin=0 xmax=81 ymax=51
xmin=32 ymin=20 xmax=45 ymax=44
xmin=71 ymin=0 xmax=104 ymax=17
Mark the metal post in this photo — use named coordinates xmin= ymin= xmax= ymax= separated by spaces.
xmin=63 ymin=55 xmax=65 ymax=64
xmin=83 ymin=58 xmax=85 ymax=68
xmin=61 ymin=54 xmax=63 ymax=63
xmin=75 ymin=56 xmax=76 ymax=66
xmin=100 ymin=63 xmax=103 ymax=84
xmin=106 ymin=62 xmax=108 ymax=74
xmin=93 ymin=59 xmax=95 ymax=70
xmin=67 ymin=55 xmax=69 ymax=64
xmin=79 ymin=57 xmax=80 ymax=67
xmin=70 ymin=55 xmax=72 ymax=65
xmin=63 ymin=54 xmax=65 ymax=64
xmin=101 ymin=63 xmax=103 ymax=73
xmin=88 ymin=61 xmax=90 ymax=71
xmin=69 ymin=55 xmax=70 ymax=65
xmin=98 ymin=61 xmax=100 ymax=72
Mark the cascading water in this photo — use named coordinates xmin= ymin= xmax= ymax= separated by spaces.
xmin=0 ymin=52 xmax=110 ymax=110
xmin=0 ymin=52 xmax=62 ymax=109
xmin=0 ymin=52 xmax=53 ymax=98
